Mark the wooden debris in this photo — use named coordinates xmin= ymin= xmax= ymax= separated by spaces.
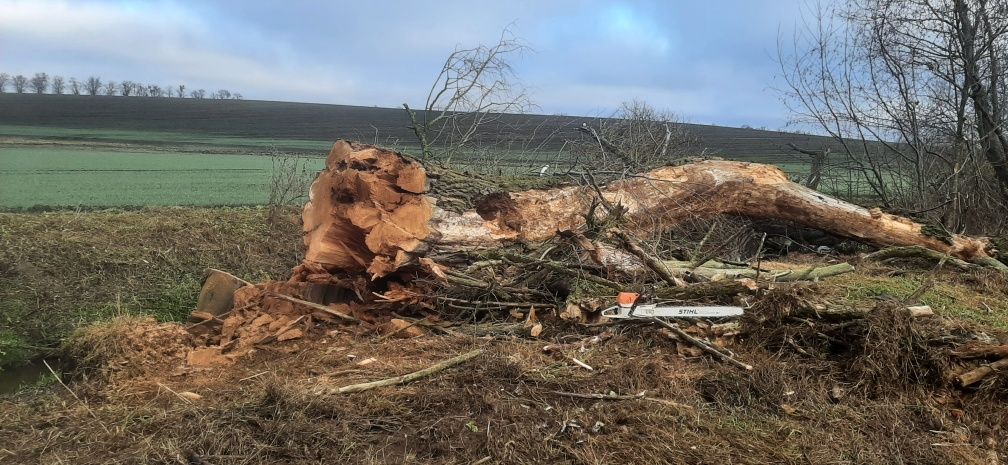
xmin=650 ymin=317 xmax=753 ymax=371
xmin=957 ymin=357 xmax=1008 ymax=387
xmin=300 ymin=141 xmax=1007 ymax=284
xmin=865 ymin=245 xmax=977 ymax=271
xmin=953 ymin=344 xmax=1008 ymax=360
xmin=191 ymin=268 xmax=250 ymax=320
xmin=379 ymin=318 xmax=427 ymax=340
xmin=571 ymin=357 xmax=593 ymax=371
xmin=263 ymin=292 xmax=360 ymax=323
xmin=552 ymin=390 xmax=693 ymax=409
xmin=611 ymin=228 xmax=683 ymax=287
xmin=321 ymin=349 xmax=484 ymax=394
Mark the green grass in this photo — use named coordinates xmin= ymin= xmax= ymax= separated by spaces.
xmin=828 ymin=271 xmax=1008 ymax=329
xmin=0 ymin=147 xmax=326 ymax=208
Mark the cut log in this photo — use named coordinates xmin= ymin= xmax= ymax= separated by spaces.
xmin=957 ymin=357 xmax=1008 ymax=387
xmin=300 ymin=141 xmax=1006 ymax=282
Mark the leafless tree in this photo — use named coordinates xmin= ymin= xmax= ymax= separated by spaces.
xmin=51 ymin=76 xmax=65 ymax=94
xmin=148 ymin=84 xmax=163 ymax=97
xmin=84 ymin=76 xmax=102 ymax=96
xmin=779 ymin=0 xmax=1008 ymax=232
xmin=0 ymin=73 xmax=9 ymax=93
xmin=29 ymin=73 xmax=48 ymax=94
xmin=190 ymin=88 xmax=206 ymax=99
xmin=233 ymin=93 xmax=243 ymax=100
xmin=213 ymin=89 xmax=232 ymax=99
xmin=12 ymin=74 xmax=27 ymax=93
xmin=573 ymin=101 xmax=698 ymax=174
xmin=69 ymin=77 xmax=80 ymax=95
xmin=120 ymin=81 xmax=135 ymax=96
xmin=267 ymin=149 xmax=315 ymax=226
xmin=403 ymin=28 xmax=535 ymax=161
xmin=177 ymin=84 xmax=185 ymax=98
xmin=103 ymin=80 xmax=117 ymax=96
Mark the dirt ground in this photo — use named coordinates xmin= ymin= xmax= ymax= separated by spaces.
xmin=3 ymin=259 xmax=1008 ymax=464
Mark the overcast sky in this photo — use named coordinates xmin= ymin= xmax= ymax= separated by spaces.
xmin=0 ymin=0 xmax=811 ymax=129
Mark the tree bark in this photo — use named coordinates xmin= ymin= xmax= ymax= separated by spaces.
xmin=299 ymin=141 xmax=1005 ymax=281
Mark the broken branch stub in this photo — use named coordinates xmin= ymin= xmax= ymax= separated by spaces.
xmin=300 ymin=141 xmax=1006 ymax=282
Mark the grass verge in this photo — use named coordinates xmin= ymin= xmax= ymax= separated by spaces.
xmin=0 ymin=206 xmax=303 ymax=367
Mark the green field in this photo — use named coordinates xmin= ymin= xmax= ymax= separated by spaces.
xmin=0 ymin=94 xmax=872 ymax=209
xmin=0 ymin=147 xmax=326 ymax=208
xmin=0 ymin=124 xmax=335 ymax=152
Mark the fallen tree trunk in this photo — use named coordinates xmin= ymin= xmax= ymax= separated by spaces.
xmin=299 ymin=141 xmax=1005 ymax=282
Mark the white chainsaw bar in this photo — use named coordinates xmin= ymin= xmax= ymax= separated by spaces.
xmin=601 ymin=303 xmax=744 ymax=319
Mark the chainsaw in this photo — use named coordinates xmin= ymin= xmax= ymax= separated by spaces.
xmin=600 ymin=292 xmax=744 ymax=320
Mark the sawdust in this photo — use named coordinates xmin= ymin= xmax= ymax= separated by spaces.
xmin=64 ymin=316 xmax=194 ymax=381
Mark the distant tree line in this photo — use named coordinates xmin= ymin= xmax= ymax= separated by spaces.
xmin=0 ymin=72 xmax=242 ymax=100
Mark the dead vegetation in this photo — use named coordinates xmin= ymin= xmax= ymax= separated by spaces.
xmin=4 ymin=264 xmax=1008 ymax=464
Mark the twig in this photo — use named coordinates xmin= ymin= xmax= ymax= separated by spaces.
xmin=432 ymin=295 xmax=552 ymax=309
xmin=611 ymin=228 xmax=681 ymax=287
xmin=552 ymin=390 xmax=693 ymax=409
xmin=651 ymin=318 xmax=753 ymax=371
xmin=263 ymin=292 xmax=360 ymax=323
xmin=494 ymin=252 xmax=622 ymax=290
xmin=570 ymin=357 xmax=594 ymax=371
xmin=157 ymin=382 xmax=194 ymax=404
xmin=238 ymin=371 xmax=269 ymax=382
xmin=553 ymin=390 xmax=643 ymax=400
xmin=391 ymin=312 xmax=461 ymax=336
xmin=44 ymin=360 xmax=111 ymax=433
xmin=322 ymin=349 xmax=484 ymax=394
xmin=754 ymin=232 xmax=767 ymax=282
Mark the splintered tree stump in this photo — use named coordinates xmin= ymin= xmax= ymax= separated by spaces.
xmin=298 ymin=140 xmax=1005 ymax=282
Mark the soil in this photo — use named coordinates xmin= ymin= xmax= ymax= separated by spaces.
xmin=3 ymin=260 xmax=1008 ymax=464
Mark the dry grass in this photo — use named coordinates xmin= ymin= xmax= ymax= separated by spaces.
xmin=2 ymin=318 xmax=1007 ymax=464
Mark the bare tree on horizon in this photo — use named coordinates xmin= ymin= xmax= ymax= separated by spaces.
xmin=51 ymin=75 xmax=65 ymax=94
xmin=29 ymin=73 xmax=48 ymax=94
xmin=84 ymin=76 xmax=102 ymax=96
xmin=12 ymin=74 xmax=27 ymax=93
xmin=0 ymin=73 xmax=9 ymax=93
xmin=104 ymin=80 xmax=117 ymax=96
xmin=120 ymin=81 xmax=135 ymax=96
xmin=69 ymin=77 xmax=80 ymax=95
